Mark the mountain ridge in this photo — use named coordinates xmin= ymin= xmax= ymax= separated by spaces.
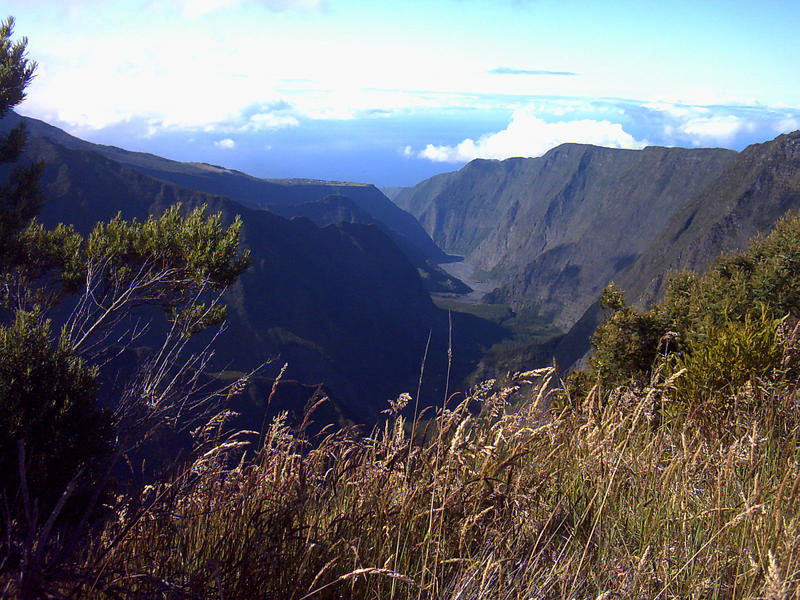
xmin=550 ymin=130 xmax=800 ymax=370
xmin=396 ymin=131 xmax=800 ymax=373
xmin=4 ymin=112 xmax=459 ymax=275
xmin=2 ymin=118 xmax=465 ymax=421
xmin=395 ymin=142 xmax=738 ymax=329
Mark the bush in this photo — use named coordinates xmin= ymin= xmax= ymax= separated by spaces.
xmin=589 ymin=214 xmax=800 ymax=426
xmin=588 ymin=283 xmax=671 ymax=385
xmin=664 ymin=308 xmax=797 ymax=431
xmin=0 ymin=310 xmax=113 ymax=518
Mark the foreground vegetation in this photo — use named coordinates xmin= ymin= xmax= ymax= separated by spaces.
xmin=3 ymin=15 xmax=800 ymax=599
xmin=32 ymin=215 xmax=795 ymax=599
xmin=7 ymin=357 xmax=797 ymax=598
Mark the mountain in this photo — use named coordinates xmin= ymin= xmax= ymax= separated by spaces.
xmin=394 ymin=144 xmax=738 ymax=330
xmin=397 ymin=132 xmax=800 ymax=373
xmin=269 ymin=194 xmax=379 ymax=226
xmin=268 ymin=194 xmax=470 ymax=295
xmin=1 ymin=115 xmax=468 ymax=422
xmin=554 ymin=130 xmax=800 ymax=369
xmin=380 ymin=186 xmax=407 ymax=201
xmin=5 ymin=114 xmax=458 ymax=291
xmin=621 ymin=131 xmax=800 ymax=304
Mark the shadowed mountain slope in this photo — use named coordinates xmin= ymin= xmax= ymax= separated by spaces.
xmin=5 ymin=113 xmax=451 ymax=268
xmin=268 ymin=194 xmax=470 ymax=295
xmin=268 ymin=194 xmax=379 ymax=227
xmin=1 ymin=121 xmax=459 ymax=422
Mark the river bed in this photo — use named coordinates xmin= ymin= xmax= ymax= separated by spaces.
xmin=436 ymin=258 xmax=501 ymax=304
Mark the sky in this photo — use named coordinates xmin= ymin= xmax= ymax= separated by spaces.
xmin=8 ymin=0 xmax=800 ymax=186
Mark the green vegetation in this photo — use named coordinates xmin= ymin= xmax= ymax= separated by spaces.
xmin=470 ymin=265 xmax=507 ymax=283
xmin=504 ymin=303 xmax=564 ymax=342
xmin=0 ymin=310 xmax=113 ymax=519
xmin=0 ymin=20 xmax=250 ymax=597
xmin=51 ymin=213 xmax=800 ymax=595
xmin=1 ymin=202 xmax=250 ymax=505
xmin=10 ymin=359 xmax=799 ymax=598
xmin=587 ymin=214 xmax=800 ymax=430
xmin=432 ymin=299 xmax=561 ymax=349
xmin=471 ymin=323 xmax=563 ymax=383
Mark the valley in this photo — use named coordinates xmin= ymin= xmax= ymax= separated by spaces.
xmin=400 ymin=134 xmax=800 ymax=373
xmin=434 ymin=256 xmax=500 ymax=304
xmin=5 ymin=5 xmax=800 ymax=596
xmin=7 ymin=108 xmax=800 ymax=413
xmin=6 ymin=102 xmax=800 ymax=600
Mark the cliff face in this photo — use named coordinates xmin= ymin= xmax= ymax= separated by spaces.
xmin=555 ymin=131 xmax=800 ymax=370
xmin=621 ymin=131 xmax=800 ymax=304
xmin=397 ymin=132 xmax=800 ymax=372
xmin=396 ymin=143 xmax=737 ymax=329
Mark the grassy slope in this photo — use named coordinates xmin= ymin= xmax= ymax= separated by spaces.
xmin=31 ymin=362 xmax=799 ymax=599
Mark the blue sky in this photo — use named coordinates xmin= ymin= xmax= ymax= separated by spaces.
xmin=9 ymin=0 xmax=800 ymax=186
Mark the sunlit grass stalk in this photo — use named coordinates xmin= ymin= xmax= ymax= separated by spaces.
xmin=20 ymin=358 xmax=799 ymax=599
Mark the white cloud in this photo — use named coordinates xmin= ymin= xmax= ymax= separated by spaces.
xmin=180 ymin=0 xmax=322 ymax=16
xmin=418 ymin=109 xmax=646 ymax=163
xmin=642 ymin=101 xmax=704 ymax=119
xmin=214 ymin=138 xmax=236 ymax=149
xmin=252 ymin=0 xmax=323 ymax=9
xmin=245 ymin=113 xmax=299 ymax=130
xmin=638 ymin=101 xmax=800 ymax=146
xmin=680 ymin=115 xmax=748 ymax=144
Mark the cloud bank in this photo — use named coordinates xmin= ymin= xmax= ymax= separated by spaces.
xmin=412 ymin=99 xmax=800 ymax=164
xmin=180 ymin=0 xmax=323 ymax=17
xmin=489 ymin=67 xmax=577 ymax=76
xmin=418 ymin=109 xmax=647 ymax=162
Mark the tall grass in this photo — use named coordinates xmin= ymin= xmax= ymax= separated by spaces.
xmin=3 ymin=361 xmax=798 ymax=598
xmin=44 ymin=357 xmax=794 ymax=600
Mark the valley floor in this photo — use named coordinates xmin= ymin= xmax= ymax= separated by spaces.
xmin=435 ymin=257 xmax=501 ymax=304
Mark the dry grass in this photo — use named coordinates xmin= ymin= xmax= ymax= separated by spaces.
xmin=5 ymin=364 xmax=800 ymax=598
xmin=37 ymin=360 xmax=791 ymax=600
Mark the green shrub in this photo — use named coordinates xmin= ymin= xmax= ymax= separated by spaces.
xmin=589 ymin=214 xmax=800 ymax=403
xmin=0 ymin=18 xmax=251 ymax=544
xmin=588 ymin=283 xmax=671 ymax=385
xmin=664 ymin=307 xmax=791 ymax=428
xmin=0 ymin=310 xmax=113 ymax=518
